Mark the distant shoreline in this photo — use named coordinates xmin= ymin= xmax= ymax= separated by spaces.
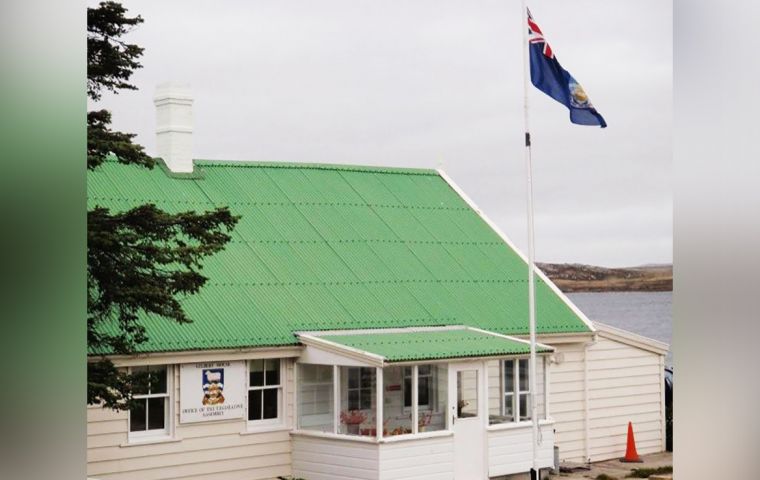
xmin=537 ymin=263 xmax=673 ymax=293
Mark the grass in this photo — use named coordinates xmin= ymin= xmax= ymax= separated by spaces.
xmin=595 ymin=474 xmax=618 ymax=480
xmin=625 ymin=465 xmax=673 ymax=478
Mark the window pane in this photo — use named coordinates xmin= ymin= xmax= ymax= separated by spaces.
xmin=265 ymin=359 xmax=280 ymax=386
xmin=149 ymin=365 xmax=167 ymax=394
xmin=348 ymin=390 xmax=359 ymax=410
xmin=340 ymin=366 xmax=375 ymax=436
xmin=456 ymin=370 xmax=478 ymax=418
xmin=403 ymin=376 xmax=412 ymax=407
xmin=418 ymin=375 xmax=430 ymax=406
xmin=383 ymin=366 xmax=412 ymax=436
xmin=248 ymin=389 xmax=262 ymax=421
xmin=131 ymin=366 xmax=149 ymax=395
xmin=148 ymin=397 xmax=166 ymax=430
xmin=249 ymin=359 xmax=264 ymax=387
xmin=418 ymin=365 xmax=431 ymax=376
xmin=297 ymin=364 xmax=334 ymax=432
xmin=519 ymin=393 xmax=531 ymax=421
xmin=348 ymin=368 xmax=359 ymax=389
xmin=130 ymin=399 xmax=147 ymax=432
xmin=504 ymin=360 xmax=515 ymax=393
xmin=504 ymin=394 xmax=515 ymax=421
xmin=421 ymin=364 xmax=447 ymax=432
xmin=263 ymin=388 xmax=278 ymax=419
xmin=360 ymin=368 xmax=373 ymax=388
xmin=360 ymin=388 xmax=372 ymax=410
xmin=519 ymin=359 xmax=529 ymax=392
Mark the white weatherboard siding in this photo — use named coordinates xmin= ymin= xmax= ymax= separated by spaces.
xmin=379 ymin=436 xmax=455 ymax=480
xmin=488 ymin=422 xmax=555 ymax=477
xmin=547 ymin=334 xmax=667 ymax=463
xmin=292 ymin=434 xmax=457 ymax=480
xmin=87 ymin=359 xmax=295 ymax=480
xmin=292 ymin=435 xmax=456 ymax=480
xmin=546 ymin=342 xmax=588 ymax=463
xmin=291 ymin=435 xmax=379 ymax=480
xmin=587 ymin=336 xmax=665 ymax=460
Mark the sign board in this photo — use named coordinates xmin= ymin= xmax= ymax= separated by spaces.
xmin=180 ymin=361 xmax=246 ymax=423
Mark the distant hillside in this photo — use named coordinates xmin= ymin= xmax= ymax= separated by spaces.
xmin=536 ymin=263 xmax=672 ymax=293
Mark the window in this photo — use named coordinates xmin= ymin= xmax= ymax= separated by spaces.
xmin=346 ymin=367 xmax=373 ymax=410
xmin=502 ymin=359 xmax=532 ymax=422
xmin=403 ymin=364 xmax=433 ymax=408
xmin=248 ymin=359 xmax=282 ymax=424
xmin=297 ymin=364 xmax=334 ymax=432
xmin=129 ymin=365 xmax=171 ymax=438
xmin=456 ymin=369 xmax=479 ymax=418
xmin=518 ymin=359 xmax=531 ymax=421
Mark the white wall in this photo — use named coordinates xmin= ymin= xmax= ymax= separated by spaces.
xmin=87 ymin=359 xmax=295 ymax=480
xmin=379 ymin=436 xmax=455 ymax=480
xmin=548 ymin=337 xmax=666 ymax=463
xmin=587 ymin=337 xmax=665 ymax=460
xmin=547 ymin=342 xmax=588 ymax=463
xmin=488 ymin=423 xmax=555 ymax=477
xmin=292 ymin=434 xmax=379 ymax=480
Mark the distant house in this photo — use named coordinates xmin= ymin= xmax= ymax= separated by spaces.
xmin=87 ymin=84 xmax=669 ymax=480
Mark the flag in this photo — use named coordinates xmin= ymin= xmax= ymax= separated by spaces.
xmin=527 ymin=9 xmax=607 ymax=128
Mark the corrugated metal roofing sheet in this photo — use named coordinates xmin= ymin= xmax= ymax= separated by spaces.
xmin=315 ymin=328 xmax=553 ymax=362
xmin=87 ymin=158 xmax=591 ymax=354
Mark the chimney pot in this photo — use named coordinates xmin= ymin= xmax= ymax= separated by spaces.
xmin=154 ymin=82 xmax=193 ymax=173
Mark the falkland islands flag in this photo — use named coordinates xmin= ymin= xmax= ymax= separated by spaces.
xmin=528 ymin=9 xmax=607 ymax=128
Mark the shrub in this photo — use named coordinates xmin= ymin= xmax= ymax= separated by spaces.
xmin=625 ymin=465 xmax=673 ymax=478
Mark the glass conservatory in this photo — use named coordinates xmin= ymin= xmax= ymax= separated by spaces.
xmin=291 ymin=326 xmax=556 ymax=480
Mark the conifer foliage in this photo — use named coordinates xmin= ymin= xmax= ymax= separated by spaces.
xmin=87 ymin=2 xmax=239 ymax=409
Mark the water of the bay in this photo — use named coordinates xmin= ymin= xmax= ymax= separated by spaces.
xmin=566 ymin=291 xmax=672 ymax=367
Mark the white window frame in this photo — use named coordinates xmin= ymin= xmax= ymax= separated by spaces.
xmin=127 ymin=365 xmax=173 ymax=441
xmin=501 ymin=358 xmax=533 ymax=423
xmin=247 ymin=358 xmax=284 ymax=428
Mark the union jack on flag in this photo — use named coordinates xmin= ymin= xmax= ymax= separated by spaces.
xmin=527 ymin=9 xmax=553 ymax=59
xmin=527 ymin=8 xmax=606 ymax=127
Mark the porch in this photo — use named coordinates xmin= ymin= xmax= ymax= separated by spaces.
xmin=291 ymin=326 xmax=556 ymax=479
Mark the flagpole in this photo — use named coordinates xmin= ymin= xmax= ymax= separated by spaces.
xmin=520 ymin=1 xmax=540 ymax=479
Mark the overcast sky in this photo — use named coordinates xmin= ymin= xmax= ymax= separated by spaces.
xmin=91 ymin=0 xmax=672 ymax=268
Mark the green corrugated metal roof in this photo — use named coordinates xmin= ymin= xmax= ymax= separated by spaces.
xmin=88 ymin=158 xmax=591 ymax=355
xmin=314 ymin=328 xmax=553 ymax=362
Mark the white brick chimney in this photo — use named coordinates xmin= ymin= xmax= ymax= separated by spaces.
xmin=154 ymin=82 xmax=194 ymax=173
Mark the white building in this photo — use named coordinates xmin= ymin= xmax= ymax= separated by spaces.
xmin=87 ymin=86 xmax=668 ymax=480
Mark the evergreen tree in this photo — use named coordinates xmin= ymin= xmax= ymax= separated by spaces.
xmin=87 ymin=1 xmax=239 ymax=409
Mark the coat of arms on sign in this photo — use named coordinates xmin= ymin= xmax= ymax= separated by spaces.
xmin=202 ymin=368 xmax=225 ymax=405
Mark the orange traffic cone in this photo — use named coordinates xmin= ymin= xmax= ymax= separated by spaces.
xmin=620 ymin=421 xmax=643 ymax=462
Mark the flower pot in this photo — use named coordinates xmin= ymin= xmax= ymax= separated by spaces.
xmin=347 ymin=423 xmax=360 ymax=435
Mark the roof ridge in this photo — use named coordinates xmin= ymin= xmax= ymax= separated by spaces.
xmin=193 ymin=159 xmax=438 ymax=176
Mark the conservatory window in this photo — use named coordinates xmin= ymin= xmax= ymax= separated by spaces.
xmin=404 ymin=364 xmax=433 ymax=408
xmin=297 ymin=364 xmax=334 ymax=432
xmin=339 ymin=366 xmax=376 ymax=436
xmin=385 ymin=364 xmax=447 ymax=436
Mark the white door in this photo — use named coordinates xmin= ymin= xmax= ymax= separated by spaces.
xmin=449 ymin=362 xmax=487 ymax=480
